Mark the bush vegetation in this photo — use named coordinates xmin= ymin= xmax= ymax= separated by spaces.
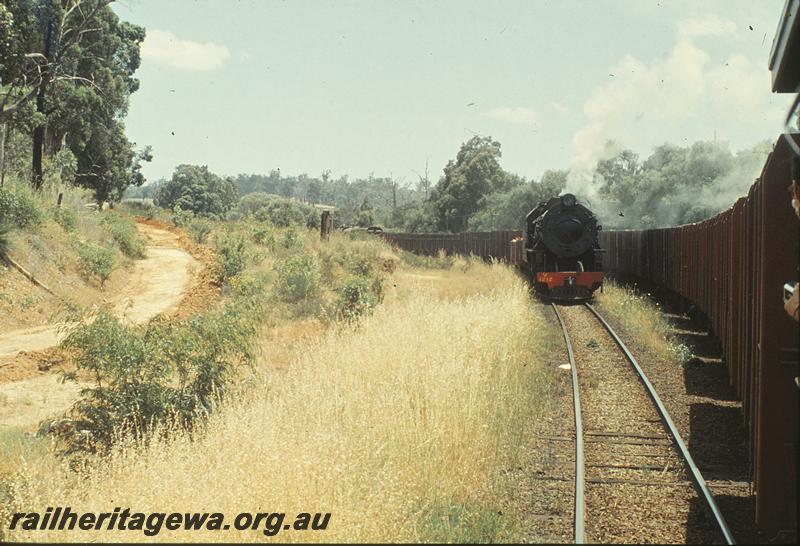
xmin=0 ymin=185 xmax=44 ymax=228
xmin=336 ymin=277 xmax=380 ymax=320
xmin=100 ymin=213 xmax=147 ymax=259
xmin=275 ymin=253 xmax=321 ymax=303
xmin=188 ymin=218 xmax=213 ymax=244
xmin=75 ymin=241 xmax=117 ymax=286
xmin=235 ymin=191 xmax=319 ymax=228
xmin=54 ymin=293 xmax=263 ymax=455
xmin=248 ymin=221 xmax=275 ymax=248
xmin=211 ymin=232 xmax=250 ymax=284
xmin=52 ymin=207 xmax=77 ymax=232
xmin=169 ymin=204 xmax=195 ymax=227
xmin=0 ymin=223 xmax=12 ymax=258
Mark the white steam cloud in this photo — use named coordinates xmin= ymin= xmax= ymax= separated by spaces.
xmin=564 ymin=14 xmax=778 ymax=220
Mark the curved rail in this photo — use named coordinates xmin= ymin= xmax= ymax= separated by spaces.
xmin=584 ymin=303 xmax=736 ymax=545
xmin=551 ymin=304 xmax=585 ymax=544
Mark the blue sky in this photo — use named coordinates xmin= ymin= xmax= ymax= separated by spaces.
xmin=113 ymin=0 xmax=793 ymax=186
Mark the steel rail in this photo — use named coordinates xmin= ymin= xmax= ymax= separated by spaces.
xmin=551 ymin=304 xmax=586 ymax=544
xmin=584 ymin=303 xmax=736 ymax=545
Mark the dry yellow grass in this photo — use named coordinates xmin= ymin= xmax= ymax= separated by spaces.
xmin=595 ymin=280 xmax=691 ymax=365
xmin=3 ymin=262 xmax=553 ymax=543
xmin=390 ymin=256 xmax=519 ymax=304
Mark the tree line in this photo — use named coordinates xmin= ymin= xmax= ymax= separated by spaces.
xmin=130 ymin=133 xmax=769 ymax=233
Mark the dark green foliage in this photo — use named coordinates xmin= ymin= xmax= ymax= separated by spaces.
xmin=336 ymin=276 xmax=384 ymax=321
xmin=0 ymin=186 xmax=44 ymax=228
xmin=233 ymin=171 xmax=418 ymax=230
xmin=431 ymin=136 xmax=520 ymax=232
xmin=1 ymin=1 xmax=148 ymax=198
xmin=388 ymin=200 xmax=438 ymax=233
xmin=101 ymin=213 xmax=146 ymax=258
xmin=56 ymin=300 xmax=260 ymax=454
xmin=155 ymin=165 xmax=239 ymax=218
xmin=237 ymin=192 xmax=273 ymax=216
xmin=75 ymin=241 xmax=117 ymax=286
xmin=468 ymin=170 xmax=567 ymax=230
xmin=355 ymin=197 xmax=375 ymax=227
xmin=226 ymin=135 xmax=769 ymax=233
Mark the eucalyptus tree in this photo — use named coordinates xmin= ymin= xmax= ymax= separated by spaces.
xmin=0 ymin=0 xmax=146 ymax=198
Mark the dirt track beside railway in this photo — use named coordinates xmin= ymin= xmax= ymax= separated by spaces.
xmin=0 ymin=223 xmax=201 ymax=431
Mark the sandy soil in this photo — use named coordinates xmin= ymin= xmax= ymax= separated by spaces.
xmin=0 ymin=224 xmax=198 ymax=431
xmin=112 ymin=225 xmax=197 ymax=324
xmin=0 ymin=375 xmax=87 ymax=431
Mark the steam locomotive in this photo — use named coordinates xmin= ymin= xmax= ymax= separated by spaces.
xmin=522 ymin=193 xmax=604 ymax=300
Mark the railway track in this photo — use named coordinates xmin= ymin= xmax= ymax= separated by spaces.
xmin=551 ymin=302 xmax=735 ymax=544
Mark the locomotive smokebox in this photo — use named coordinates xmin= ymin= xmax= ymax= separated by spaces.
xmin=527 ymin=194 xmax=599 ymax=258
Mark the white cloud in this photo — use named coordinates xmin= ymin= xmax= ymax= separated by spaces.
xmin=484 ymin=106 xmax=538 ymax=127
xmin=678 ymin=14 xmax=737 ymax=38
xmin=142 ymin=29 xmax=230 ymax=71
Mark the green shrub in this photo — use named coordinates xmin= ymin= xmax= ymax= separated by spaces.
xmin=53 ymin=207 xmax=77 ymax=232
xmin=0 ymin=186 xmax=44 ymax=228
xmin=281 ymin=226 xmax=301 ymax=250
xmin=76 ymin=241 xmax=117 ymax=286
xmin=188 ymin=218 xmax=213 ymax=244
xmin=670 ymin=342 xmax=694 ymax=366
xmin=336 ymin=277 xmax=379 ymax=321
xmin=101 ymin=213 xmax=146 ymax=258
xmin=276 ymin=253 xmax=320 ymax=302
xmin=55 ymin=302 xmax=259 ymax=454
xmin=120 ymin=200 xmax=153 ymax=214
xmin=343 ymin=252 xmax=375 ymax=277
xmin=250 ymin=222 xmax=275 ymax=248
xmin=212 ymin=233 xmax=249 ymax=283
xmin=246 ymin=195 xmax=317 ymax=228
xmin=170 ymin=204 xmax=195 ymax=227
xmin=0 ymin=223 xmax=12 ymax=258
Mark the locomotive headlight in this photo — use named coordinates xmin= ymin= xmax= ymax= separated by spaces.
xmin=561 ymin=193 xmax=577 ymax=207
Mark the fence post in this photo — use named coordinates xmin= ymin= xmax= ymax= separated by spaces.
xmin=320 ymin=209 xmax=332 ymax=240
